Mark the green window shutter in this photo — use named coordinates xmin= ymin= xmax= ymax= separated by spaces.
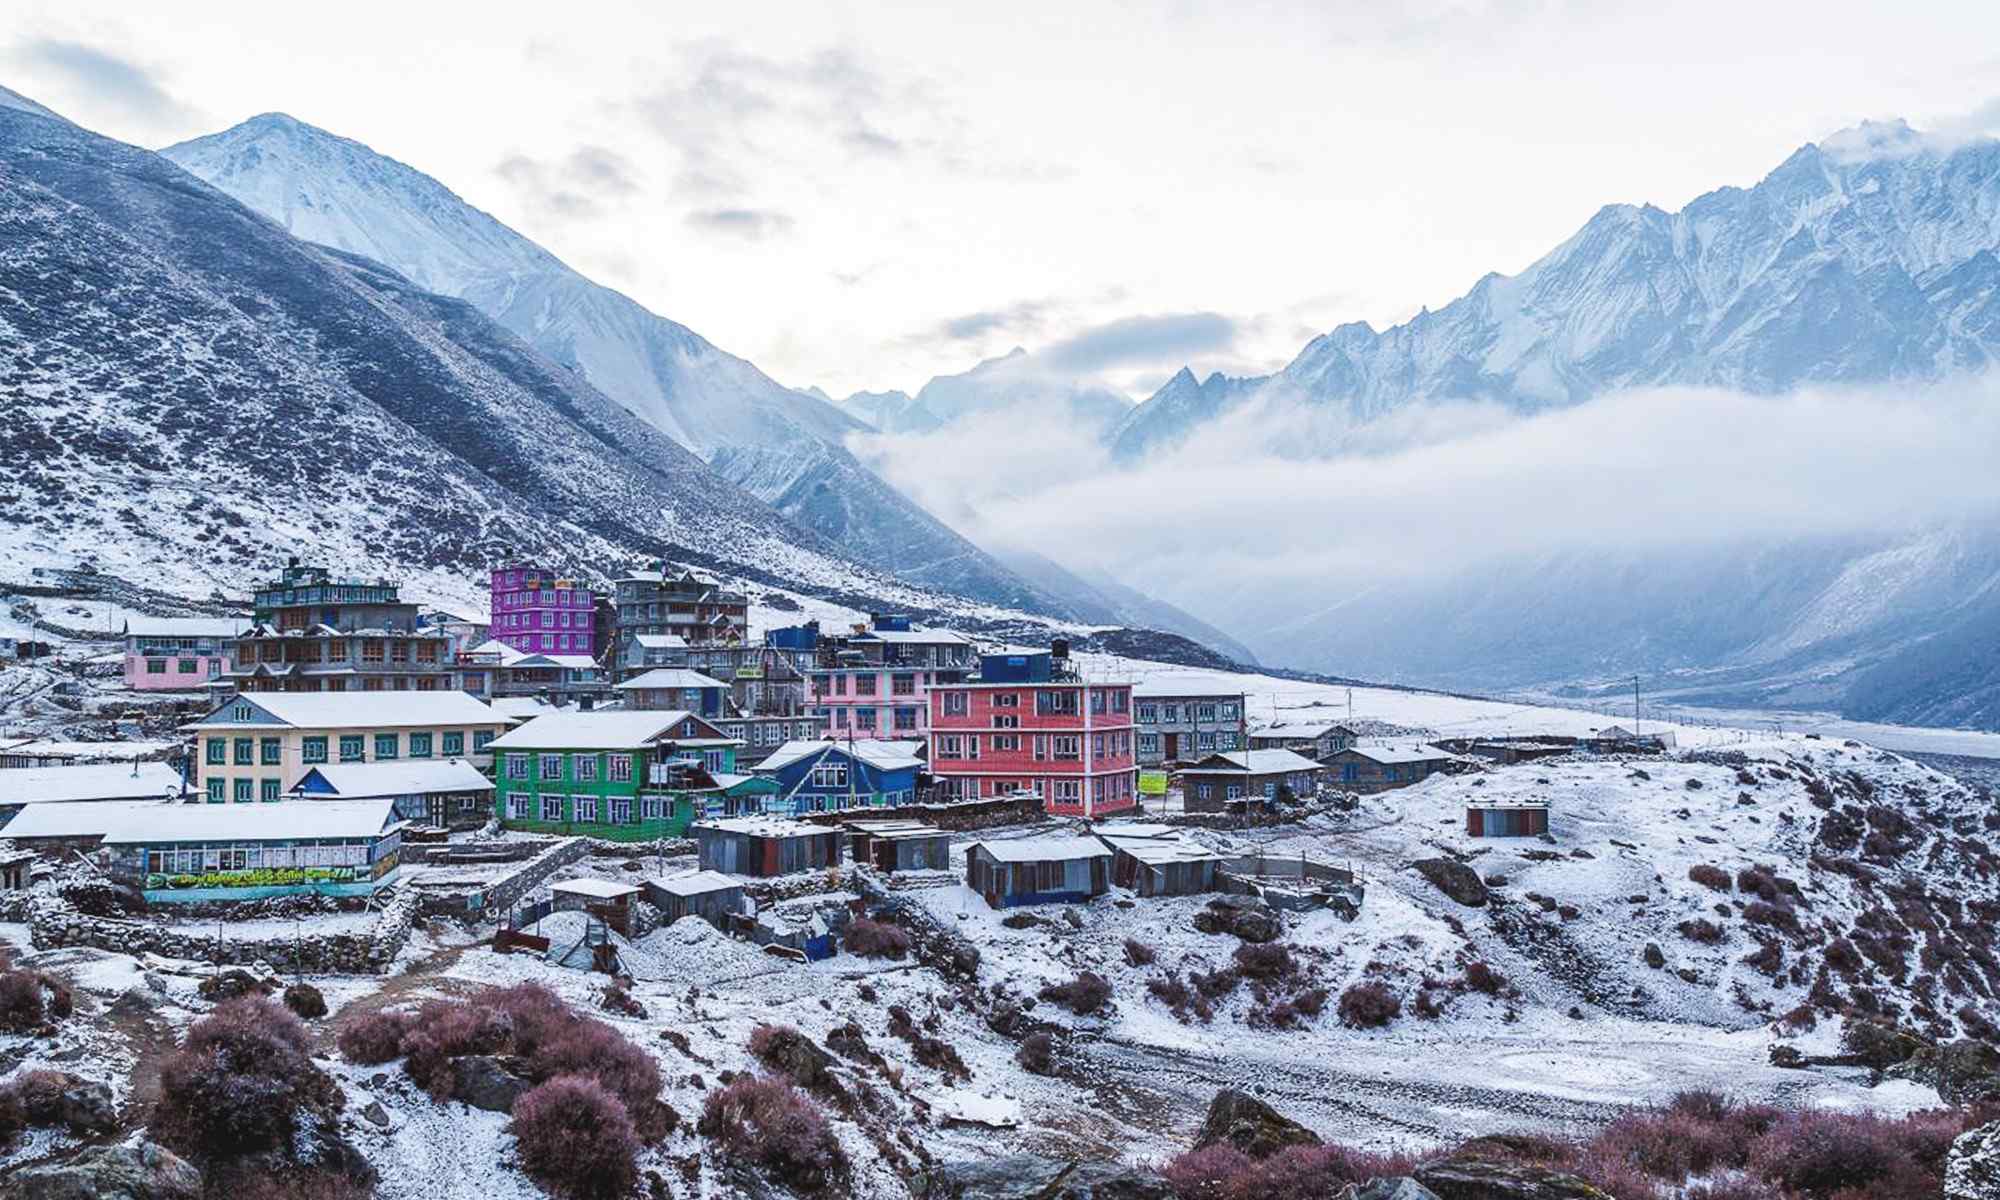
xmin=206 ymin=778 xmax=224 ymax=803
xmin=233 ymin=778 xmax=253 ymax=802
xmin=302 ymin=737 xmax=328 ymax=764
xmin=441 ymin=731 xmax=464 ymax=756
xmin=375 ymin=733 xmax=399 ymax=760
xmin=260 ymin=737 xmax=282 ymax=765
xmin=205 ymin=738 xmax=226 ymax=766
xmin=233 ymin=737 xmax=253 ymax=765
xmin=340 ymin=735 xmax=364 ymax=762
xmin=261 ymin=779 xmax=281 ymax=801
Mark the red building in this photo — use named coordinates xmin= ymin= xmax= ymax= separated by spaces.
xmin=926 ymin=647 xmax=1138 ymax=818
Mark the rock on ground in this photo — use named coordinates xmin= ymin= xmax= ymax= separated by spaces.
xmin=448 ymin=1054 xmax=534 ymax=1113
xmin=1193 ymin=1088 xmax=1322 ymax=1159
xmin=1355 ymin=1181 xmax=1443 ymax=1200
xmin=1947 ymin=1120 xmax=2000 ymax=1200
xmin=1414 ymin=1157 xmax=1612 ymax=1200
xmin=1413 ymin=859 xmax=1489 ymax=907
xmin=11 ymin=1141 xmax=203 ymax=1200
xmin=915 ymin=1155 xmax=1172 ymax=1199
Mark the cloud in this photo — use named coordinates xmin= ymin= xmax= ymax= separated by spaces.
xmin=927 ymin=300 xmax=1053 ymax=344
xmin=849 ymin=373 xmax=2000 ymax=637
xmin=494 ymin=145 xmax=640 ymax=222
xmin=9 ymin=39 xmax=200 ymax=137
xmin=1041 ymin=311 xmax=1241 ymax=373
xmin=1820 ymin=101 xmax=2000 ymax=164
xmin=685 ymin=207 xmax=796 ymax=239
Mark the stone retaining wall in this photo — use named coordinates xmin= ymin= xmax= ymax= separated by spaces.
xmin=414 ymin=837 xmax=590 ymax=921
xmin=27 ymin=888 xmax=421 ymax=975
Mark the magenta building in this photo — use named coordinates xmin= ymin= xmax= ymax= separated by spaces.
xmin=489 ymin=564 xmax=600 ymax=657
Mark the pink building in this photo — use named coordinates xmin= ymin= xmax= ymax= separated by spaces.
xmin=806 ymin=623 xmax=975 ymax=740
xmin=489 ymin=564 xmax=600 ymax=658
xmin=926 ymin=647 xmax=1138 ymax=818
xmin=122 ymin=616 xmax=247 ymax=691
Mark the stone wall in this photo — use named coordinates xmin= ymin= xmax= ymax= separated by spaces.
xmin=414 ymin=836 xmax=590 ymax=921
xmin=795 ymin=793 xmax=1042 ymax=832
xmin=27 ymin=888 xmax=420 ymax=975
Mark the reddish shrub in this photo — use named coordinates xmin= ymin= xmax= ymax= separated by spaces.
xmin=1232 ymin=943 xmax=1296 ymax=980
xmin=152 ymin=997 xmax=338 ymax=1163
xmin=1123 ymin=938 xmax=1158 ymax=967
xmin=1463 ymin=961 xmax=1508 ymax=995
xmin=511 ymin=1074 xmax=639 ymax=1200
xmin=1016 ymin=1032 xmax=1056 ymax=1075
xmin=698 ymin=1074 xmax=849 ymax=1193
xmin=1162 ymin=1141 xmax=1420 ymax=1200
xmin=1191 ymin=968 xmax=1241 ymax=1000
xmin=1039 ymin=972 xmax=1113 ymax=1016
xmin=843 ymin=917 xmax=913 ymax=960
xmin=1412 ymin=989 xmax=1447 ymax=1020
xmin=1337 ymin=981 xmax=1400 ymax=1028
xmin=1743 ymin=901 xmax=1801 ymax=935
xmin=1292 ymin=987 xmax=1328 ymax=1017
xmin=1688 ymin=864 xmax=1732 ymax=892
xmin=0 ymin=971 xmax=47 ymax=1032
xmin=527 ymin=1015 xmax=665 ymax=1130
xmin=336 ymin=1008 xmax=415 ymax=1064
xmin=1679 ymin=918 xmax=1727 ymax=945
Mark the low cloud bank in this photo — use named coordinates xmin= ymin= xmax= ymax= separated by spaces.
xmin=849 ymin=374 xmax=2000 ymax=628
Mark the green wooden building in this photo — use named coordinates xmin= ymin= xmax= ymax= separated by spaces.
xmin=486 ymin=710 xmax=744 ymax=840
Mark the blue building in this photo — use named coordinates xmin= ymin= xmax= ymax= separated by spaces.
xmin=752 ymin=739 xmax=924 ymax=814
xmin=615 ymin=668 xmax=731 ymax=718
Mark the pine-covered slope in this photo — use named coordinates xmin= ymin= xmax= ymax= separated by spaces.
xmin=0 ymin=101 xmax=1021 ymax=623
xmin=160 ymin=114 xmax=1074 ymax=616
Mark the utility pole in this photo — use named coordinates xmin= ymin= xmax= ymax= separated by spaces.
xmin=1632 ymin=675 xmax=1641 ymax=738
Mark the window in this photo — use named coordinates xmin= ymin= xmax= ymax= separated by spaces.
xmin=206 ymin=778 xmax=225 ymax=802
xmin=992 ymin=692 xmax=1019 ymax=708
xmin=1226 ymin=783 xmax=1244 ymax=800
xmin=177 ymin=658 xmax=198 ymax=674
xmin=894 ymin=707 xmax=918 ymax=731
xmin=890 ymin=673 xmax=915 ymax=695
xmin=506 ymin=754 xmax=529 ymax=780
xmin=1139 ymin=733 xmax=1159 ymax=753
xmin=1197 ymin=731 xmax=1216 ymax=751
xmin=507 ymin=793 xmax=529 ymax=819
xmin=1220 ymin=702 xmax=1238 ymax=718
xmin=1036 ymin=690 xmax=1078 ymax=716
xmin=641 ymin=795 xmax=665 ymax=820
xmin=232 ymin=737 xmax=253 ymax=765
xmin=1054 ymin=779 xmax=1080 ymax=802
xmin=1218 ymin=732 xmax=1238 ymax=751
xmin=473 ymin=730 xmax=495 ymax=750
xmin=1052 ymin=735 xmax=1080 ymax=760
xmin=994 ymin=713 xmax=1019 ymax=729
xmin=540 ymin=794 xmax=563 ymax=821
xmin=145 ymin=658 xmax=168 ymax=674
xmin=206 ymin=738 xmax=226 ymax=766
xmin=375 ymin=733 xmax=399 ymax=760
xmin=608 ymin=754 xmax=632 ymax=782
xmin=260 ymin=737 xmax=282 ymax=765
xmin=993 ymin=734 xmax=1020 ymax=751
xmin=232 ymin=702 xmax=253 ymax=721
xmin=441 ymin=731 xmax=464 ymax=756
xmin=1197 ymin=704 xmax=1217 ymax=722
xmin=1162 ymin=704 xmax=1182 ymax=722
xmin=854 ymin=708 xmax=876 ymax=731
xmin=855 ymin=674 xmax=877 ymax=695
xmin=812 ymin=761 xmax=848 ymax=789
xmin=409 ymin=732 xmax=434 ymax=759
xmin=539 ymin=753 xmax=564 ymax=780
xmin=575 ymin=755 xmax=600 ymax=782
xmin=339 ymin=735 xmax=365 ymax=763
xmin=942 ymin=692 xmax=968 ymax=716
xmin=1197 ymin=783 xmax=1213 ymax=801
xmin=574 ymin=795 xmax=599 ymax=822
xmin=261 ymin=778 xmax=281 ymax=801
xmin=609 ymin=797 xmax=632 ymax=823
xmin=1112 ymin=690 xmax=1129 ymax=713
xmin=938 ymin=735 xmax=962 ymax=758
xmin=1138 ymin=703 xmax=1157 ymax=723
xmin=233 ymin=778 xmax=253 ymax=802
xmin=302 ymin=736 xmax=328 ymax=764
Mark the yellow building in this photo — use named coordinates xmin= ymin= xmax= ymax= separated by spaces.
xmin=189 ymin=691 xmax=508 ymax=803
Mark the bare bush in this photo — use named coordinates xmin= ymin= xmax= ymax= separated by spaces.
xmin=1337 ymin=981 xmax=1400 ymax=1029
xmin=511 ymin=1074 xmax=639 ymax=1200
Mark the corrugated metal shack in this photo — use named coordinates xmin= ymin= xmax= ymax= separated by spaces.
xmin=964 ymin=836 xmax=1111 ymax=908
xmin=745 ymin=895 xmax=851 ymax=961
xmin=1096 ymin=826 xmax=1227 ymax=897
xmin=844 ymin=819 xmax=952 ymax=873
xmin=644 ymin=869 xmax=746 ymax=930
xmin=694 ymin=815 xmax=844 ymax=877
xmin=1220 ymin=852 xmax=1364 ymax=917
xmin=1466 ymin=797 xmax=1550 ymax=837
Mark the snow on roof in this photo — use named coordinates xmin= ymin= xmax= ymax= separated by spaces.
xmin=491 ymin=697 xmax=563 ymax=722
xmin=752 ymin=739 xmax=924 ymax=773
xmin=1134 ymin=676 xmax=1245 ymax=699
xmin=1 ymin=740 xmax=176 ymax=761
xmin=550 ymin=877 xmax=639 ymax=899
xmin=193 ymin=691 xmax=504 ymax=730
xmin=0 ymin=762 xmax=184 ymax=804
xmin=1179 ymin=748 xmax=1324 ymax=775
xmin=124 ymin=616 xmax=248 ymax=638
xmin=2 ymin=797 xmax=398 ymax=842
xmin=1100 ymin=836 xmax=1227 ymax=865
xmin=633 ymin=634 xmax=689 ymax=649
xmin=1252 ymin=720 xmax=1355 ymax=739
xmin=1342 ymin=741 xmax=1450 ymax=764
xmin=855 ymin=628 xmax=974 ymax=645
xmin=656 ymin=869 xmax=741 ymax=897
xmin=970 ymin=835 xmax=1112 ymax=863
xmin=616 ymin=668 xmax=730 ymax=691
xmin=1466 ymin=795 xmax=1551 ymax=809
xmin=296 ymin=759 xmax=492 ymax=798
xmin=487 ymin=711 xmax=699 ymax=750
xmin=694 ymin=815 xmax=836 ymax=838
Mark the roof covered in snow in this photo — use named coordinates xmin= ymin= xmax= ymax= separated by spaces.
xmin=655 ymin=869 xmax=742 ymax=897
xmin=753 ymin=739 xmax=925 ymax=773
xmin=3 ymin=797 xmax=399 ymax=842
xmin=693 ymin=815 xmax=836 ymax=838
xmin=1134 ymin=676 xmax=1245 ymax=699
xmin=1340 ymin=741 xmax=1451 ymax=765
xmin=192 ymin=691 xmax=504 ymax=730
xmin=970 ymin=836 xmax=1112 ymax=863
xmin=549 ymin=877 xmax=640 ymax=899
xmin=487 ymin=711 xmax=705 ymax=750
xmin=295 ymin=759 xmax=493 ymax=797
xmin=0 ymin=762 xmax=184 ymax=805
xmin=123 ymin=615 xmax=248 ymax=638
xmin=1179 ymin=749 xmax=1325 ymax=775
xmin=615 ymin=668 xmax=730 ymax=691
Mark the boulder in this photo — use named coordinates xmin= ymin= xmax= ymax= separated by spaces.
xmin=448 ymin=1054 xmax=534 ymax=1112
xmin=197 ymin=968 xmax=269 ymax=1001
xmin=1414 ymin=1158 xmax=1612 ymax=1200
xmin=1946 ymin=1120 xmax=2000 ymax=1200
xmin=1192 ymin=1088 xmax=1322 ymax=1160
xmin=1355 ymin=1181 xmax=1443 ymax=1200
xmin=916 ymin=1155 xmax=1172 ymax=1199
xmin=1414 ymin=859 xmax=1489 ymax=907
xmin=1193 ymin=899 xmax=1282 ymax=943
xmin=754 ymin=1024 xmax=847 ymax=1102
xmin=1894 ymin=1039 xmax=2000 ymax=1108
xmin=11 ymin=1141 xmax=202 ymax=1200
xmin=52 ymin=1076 xmax=118 ymax=1134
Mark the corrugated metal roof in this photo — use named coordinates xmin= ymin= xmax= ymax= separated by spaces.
xmin=192 ymin=691 xmax=504 ymax=731
xmin=1179 ymin=749 xmax=1323 ymax=775
xmin=487 ymin=711 xmax=701 ymax=750
xmin=752 ymin=739 xmax=924 ymax=773
xmin=0 ymin=762 xmax=184 ymax=805
xmin=123 ymin=616 xmax=248 ymax=638
xmin=615 ymin=669 xmax=730 ymax=691
xmin=296 ymin=759 xmax=492 ymax=798
xmin=3 ymin=797 xmax=398 ymax=842
xmin=656 ymin=869 xmax=741 ymax=896
xmin=971 ymin=836 xmax=1111 ymax=863
xmin=549 ymin=878 xmax=639 ymax=899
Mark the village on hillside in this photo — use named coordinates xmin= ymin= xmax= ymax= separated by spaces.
xmin=2 ymin=558 xmax=1995 ymax=1200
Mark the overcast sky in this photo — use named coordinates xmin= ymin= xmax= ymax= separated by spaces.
xmin=8 ymin=1 xmax=2000 ymax=400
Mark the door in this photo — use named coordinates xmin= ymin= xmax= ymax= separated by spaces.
xmin=1164 ymin=733 xmax=1179 ymax=761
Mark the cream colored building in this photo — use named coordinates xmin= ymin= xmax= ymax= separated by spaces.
xmin=189 ymin=691 xmax=507 ymax=803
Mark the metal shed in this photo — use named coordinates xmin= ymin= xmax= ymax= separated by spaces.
xmin=1466 ymin=798 xmax=1550 ymax=837
xmin=644 ymin=869 xmax=746 ymax=930
xmin=844 ymin=819 xmax=952 ymax=873
xmin=964 ymin=836 xmax=1111 ymax=909
xmin=694 ymin=815 xmax=845 ymax=877
xmin=1098 ymin=830 xmax=1227 ymax=897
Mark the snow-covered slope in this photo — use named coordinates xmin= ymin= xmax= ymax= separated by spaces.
xmin=0 ymin=100 xmax=1043 ymax=628
xmin=160 ymin=114 xmax=1069 ymax=616
xmin=883 ymin=347 xmax=1134 ymax=435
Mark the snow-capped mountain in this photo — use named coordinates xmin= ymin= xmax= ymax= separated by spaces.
xmin=0 ymin=97 xmax=1055 ymax=629
xmin=159 ymin=115 xmax=1068 ymax=615
xmin=1106 ymin=366 xmax=1262 ymax=461
xmin=895 ymin=348 xmax=1133 ymax=434
xmin=1117 ymin=120 xmax=2000 ymax=456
